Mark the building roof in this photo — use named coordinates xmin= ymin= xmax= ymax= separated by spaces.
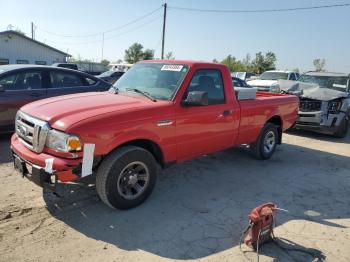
xmin=0 ymin=30 xmax=71 ymax=57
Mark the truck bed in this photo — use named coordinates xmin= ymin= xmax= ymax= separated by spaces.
xmin=236 ymin=91 xmax=299 ymax=144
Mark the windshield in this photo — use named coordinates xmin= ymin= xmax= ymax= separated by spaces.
xmin=260 ymin=72 xmax=288 ymax=80
xmin=99 ymin=70 xmax=114 ymax=77
xmin=298 ymin=75 xmax=349 ymax=92
xmin=111 ymin=63 xmax=189 ymax=100
xmin=232 ymin=72 xmax=245 ymax=80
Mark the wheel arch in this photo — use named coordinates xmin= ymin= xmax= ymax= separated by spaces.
xmin=266 ymin=115 xmax=283 ymax=144
xmin=111 ymin=139 xmax=165 ymax=168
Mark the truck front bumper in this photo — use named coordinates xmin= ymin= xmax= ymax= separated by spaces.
xmin=11 ymin=134 xmax=81 ymax=186
xmin=295 ymin=111 xmax=346 ymax=135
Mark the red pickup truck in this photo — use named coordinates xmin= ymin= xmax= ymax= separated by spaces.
xmin=11 ymin=60 xmax=298 ymax=209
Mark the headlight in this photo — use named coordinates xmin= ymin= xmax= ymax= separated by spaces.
xmin=328 ymin=101 xmax=342 ymax=113
xmin=270 ymin=83 xmax=280 ymax=93
xmin=45 ymin=129 xmax=82 ymax=152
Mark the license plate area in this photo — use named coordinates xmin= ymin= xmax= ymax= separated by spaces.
xmin=13 ymin=154 xmax=52 ymax=186
xmin=14 ymin=156 xmax=27 ymax=176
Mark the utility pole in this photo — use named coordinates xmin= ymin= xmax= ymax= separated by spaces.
xmin=31 ymin=22 xmax=34 ymax=39
xmin=101 ymin=33 xmax=105 ymax=61
xmin=161 ymin=3 xmax=167 ymax=59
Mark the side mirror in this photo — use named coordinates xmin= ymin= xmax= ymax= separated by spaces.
xmin=0 ymin=85 xmax=5 ymax=92
xmin=182 ymin=91 xmax=208 ymax=107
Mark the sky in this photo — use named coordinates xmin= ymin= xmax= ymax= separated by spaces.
xmin=0 ymin=0 xmax=350 ymax=73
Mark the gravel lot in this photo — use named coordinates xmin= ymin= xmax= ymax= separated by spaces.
xmin=0 ymin=130 xmax=349 ymax=262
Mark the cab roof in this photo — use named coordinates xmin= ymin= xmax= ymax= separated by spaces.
xmin=139 ymin=60 xmax=221 ymax=67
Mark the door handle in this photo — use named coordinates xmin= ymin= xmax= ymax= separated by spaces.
xmin=222 ymin=110 xmax=232 ymax=117
xmin=218 ymin=110 xmax=232 ymax=118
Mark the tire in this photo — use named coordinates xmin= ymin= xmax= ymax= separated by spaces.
xmin=96 ymin=146 xmax=158 ymax=210
xmin=334 ymin=118 xmax=349 ymax=138
xmin=250 ymin=123 xmax=279 ymax=160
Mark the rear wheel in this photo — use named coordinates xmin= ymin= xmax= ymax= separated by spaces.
xmin=250 ymin=123 xmax=278 ymax=160
xmin=334 ymin=118 xmax=349 ymax=138
xmin=96 ymin=146 xmax=158 ymax=210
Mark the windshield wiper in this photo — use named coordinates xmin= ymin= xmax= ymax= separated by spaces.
xmin=125 ymin=88 xmax=157 ymax=102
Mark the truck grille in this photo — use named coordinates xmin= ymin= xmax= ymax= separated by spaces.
xmin=299 ymin=99 xmax=322 ymax=112
xmin=15 ymin=111 xmax=50 ymax=153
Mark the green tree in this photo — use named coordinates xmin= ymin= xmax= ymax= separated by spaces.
xmin=220 ymin=55 xmax=250 ymax=72
xmin=143 ymin=49 xmax=154 ymax=60
xmin=313 ymin=58 xmax=326 ymax=72
xmin=124 ymin=43 xmax=144 ymax=63
xmin=242 ymin=54 xmax=252 ymax=69
xmin=165 ymin=51 xmax=175 ymax=60
xmin=251 ymin=51 xmax=276 ymax=74
xmin=220 ymin=55 xmax=237 ymax=72
xmin=124 ymin=43 xmax=154 ymax=63
xmin=100 ymin=59 xmax=110 ymax=66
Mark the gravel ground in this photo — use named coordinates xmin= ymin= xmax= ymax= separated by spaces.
xmin=0 ymin=130 xmax=349 ymax=262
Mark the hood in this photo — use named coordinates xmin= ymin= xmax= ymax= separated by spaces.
xmin=279 ymin=80 xmax=349 ymax=101
xmin=247 ymin=79 xmax=278 ymax=87
xmin=21 ymin=92 xmax=155 ymax=131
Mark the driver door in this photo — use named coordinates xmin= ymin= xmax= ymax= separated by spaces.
xmin=175 ymin=69 xmax=237 ymax=160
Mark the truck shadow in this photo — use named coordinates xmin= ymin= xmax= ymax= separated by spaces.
xmin=286 ymin=128 xmax=350 ymax=144
xmin=43 ymin=139 xmax=350 ymax=260
xmin=0 ymin=134 xmax=12 ymax=164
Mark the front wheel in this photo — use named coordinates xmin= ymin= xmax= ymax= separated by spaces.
xmin=96 ymin=146 xmax=158 ymax=210
xmin=334 ymin=118 xmax=349 ymax=138
xmin=250 ymin=123 xmax=278 ymax=160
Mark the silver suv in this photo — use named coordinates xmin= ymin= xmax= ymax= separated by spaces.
xmin=281 ymin=72 xmax=350 ymax=138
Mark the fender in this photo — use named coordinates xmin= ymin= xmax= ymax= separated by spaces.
xmin=106 ymin=129 xmax=162 ymax=154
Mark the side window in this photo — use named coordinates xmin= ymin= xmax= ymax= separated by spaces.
xmin=17 ymin=60 xmax=29 ymax=64
xmin=0 ymin=59 xmax=9 ymax=65
xmin=0 ymin=71 xmax=42 ymax=90
xmin=84 ymin=77 xmax=97 ymax=86
xmin=241 ymin=79 xmax=249 ymax=87
xmin=245 ymin=73 xmax=252 ymax=79
xmin=113 ymin=72 xmax=124 ymax=78
xmin=35 ymin=61 xmax=47 ymax=65
xmin=185 ymin=69 xmax=225 ymax=105
xmin=50 ymin=71 xmax=83 ymax=88
xmin=232 ymin=78 xmax=243 ymax=87
xmin=289 ymin=73 xmax=296 ymax=81
xmin=295 ymin=73 xmax=300 ymax=79
xmin=0 ymin=74 xmax=16 ymax=90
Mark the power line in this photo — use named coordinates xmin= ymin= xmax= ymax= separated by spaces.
xmin=35 ymin=6 xmax=162 ymax=38
xmin=37 ymin=15 xmax=162 ymax=46
xmin=104 ymin=15 xmax=162 ymax=41
xmin=168 ymin=3 xmax=350 ymax=13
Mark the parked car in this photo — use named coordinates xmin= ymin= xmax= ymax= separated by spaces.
xmin=232 ymin=72 xmax=257 ymax=81
xmin=97 ymin=70 xmax=125 ymax=84
xmin=11 ymin=60 xmax=298 ymax=210
xmin=248 ymin=70 xmax=299 ymax=92
xmin=0 ymin=64 xmax=111 ymax=133
xmin=51 ymin=63 xmax=79 ymax=70
xmin=232 ymin=76 xmax=251 ymax=88
xmin=279 ymin=71 xmax=350 ymax=138
xmin=52 ymin=62 xmax=108 ymax=75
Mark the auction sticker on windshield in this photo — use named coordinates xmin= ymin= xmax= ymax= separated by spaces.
xmin=161 ymin=65 xmax=184 ymax=71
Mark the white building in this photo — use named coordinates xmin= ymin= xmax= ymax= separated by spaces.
xmin=0 ymin=30 xmax=70 ymax=66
